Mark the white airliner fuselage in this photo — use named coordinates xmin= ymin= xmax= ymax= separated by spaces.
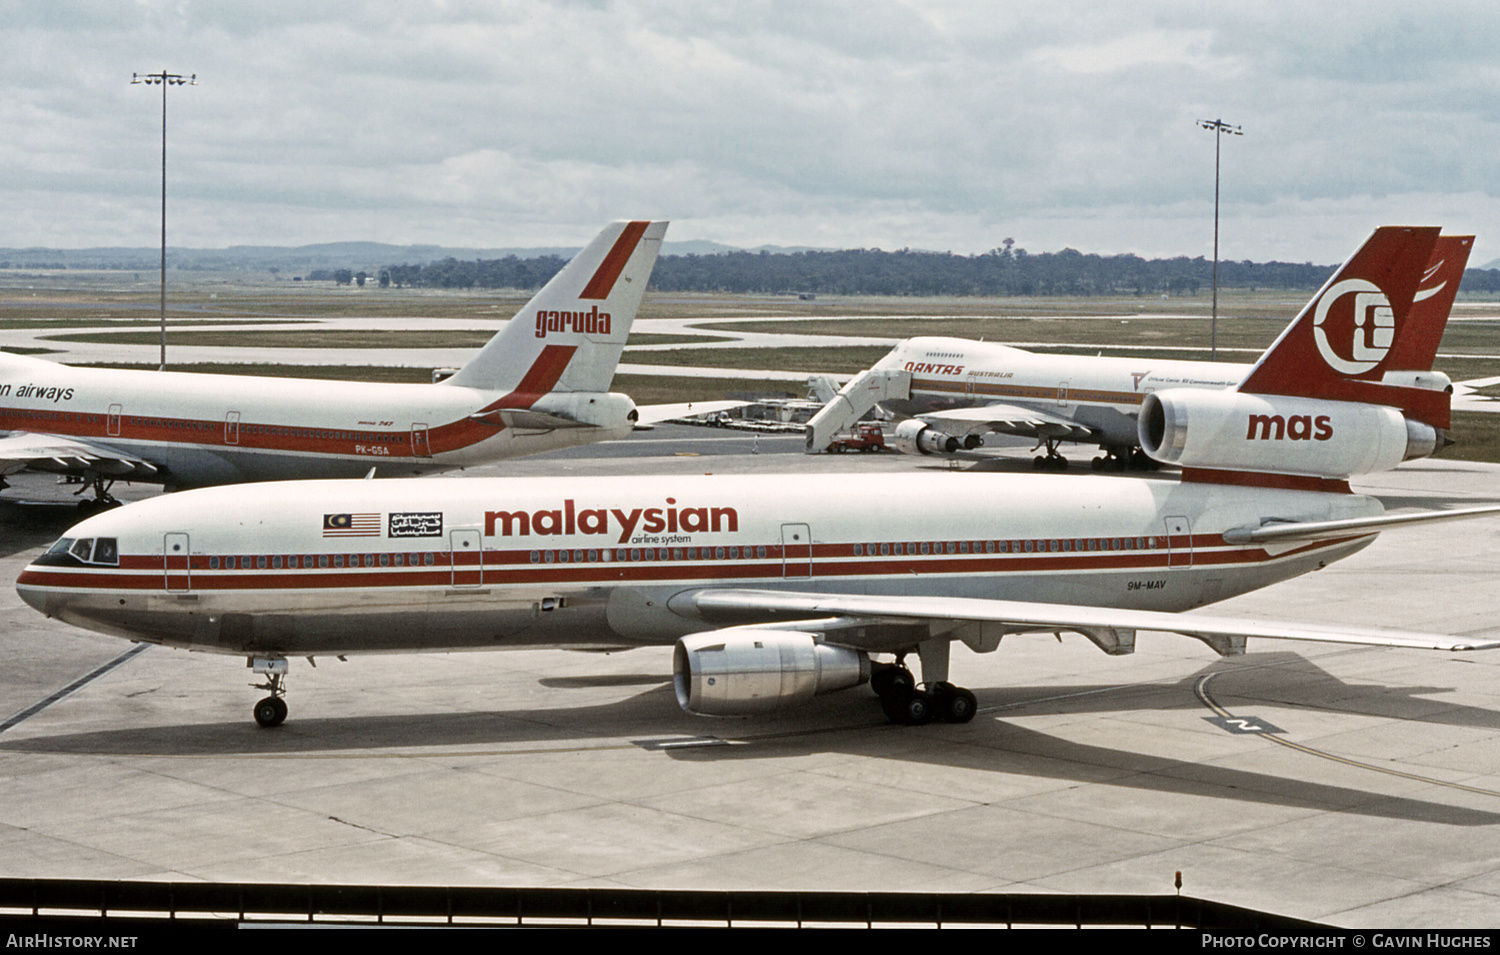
xmin=20 ymin=470 xmax=1382 ymax=657
xmin=0 ymin=353 xmax=636 ymax=485
xmin=805 ymin=235 xmax=1470 ymax=466
xmin=0 ymin=220 xmax=679 ymax=497
xmin=21 ymin=225 xmax=1499 ymax=730
xmin=877 ymin=338 xmax=1247 ymax=447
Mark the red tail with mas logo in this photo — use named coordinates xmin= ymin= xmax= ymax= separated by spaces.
xmin=1138 ymin=227 xmax=1459 ymax=483
xmin=1237 ymin=227 xmax=1446 ymax=427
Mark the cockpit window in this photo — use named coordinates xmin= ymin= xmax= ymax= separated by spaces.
xmin=92 ymin=538 xmax=119 ymax=565
xmin=37 ymin=537 xmax=119 ymax=567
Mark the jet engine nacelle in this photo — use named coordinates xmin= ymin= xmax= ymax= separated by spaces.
xmin=673 ymin=630 xmax=870 ymax=716
xmin=1383 ymin=370 xmax=1452 ymax=393
xmin=1138 ymin=388 xmax=1440 ymax=479
xmin=890 ymin=418 xmax=968 ymax=455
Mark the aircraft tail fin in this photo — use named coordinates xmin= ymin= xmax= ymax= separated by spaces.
xmin=1140 ymin=227 xmax=1457 ymax=482
xmin=443 ymin=220 xmax=667 ymax=393
xmin=1235 ymin=226 xmax=1448 ymax=427
xmin=1384 ymin=234 xmax=1471 ymax=373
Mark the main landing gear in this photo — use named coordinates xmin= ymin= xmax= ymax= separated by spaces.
xmin=1031 ymin=438 xmax=1069 ymax=471
xmin=250 ymin=657 xmax=288 ymax=728
xmin=1090 ymin=446 xmax=1160 ymax=472
xmin=870 ymin=660 xmax=978 ymax=726
xmin=72 ymin=473 xmax=122 ymax=515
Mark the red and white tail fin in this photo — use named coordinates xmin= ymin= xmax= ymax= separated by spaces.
xmin=1140 ymin=227 xmax=1457 ymax=484
xmin=1236 ymin=226 xmax=1448 ymax=428
xmin=1383 ymin=234 xmax=1472 ymax=373
xmin=443 ymin=220 xmax=667 ymax=393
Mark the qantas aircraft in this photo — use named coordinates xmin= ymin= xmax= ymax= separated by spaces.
xmin=0 ymin=220 xmax=724 ymax=506
xmin=806 ymin=235 xmax=1471 ymax=470
xmin=18 ymin=226 xmax=1500 ymax=729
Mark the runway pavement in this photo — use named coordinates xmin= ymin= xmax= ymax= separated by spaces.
xmin=3 ymin=433 xmax=1500 ymax=927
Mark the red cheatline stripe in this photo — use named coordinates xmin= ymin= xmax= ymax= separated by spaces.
xmin=1180 ymin=468 xmax=1353 ymax=494
xmin=484 ymin=345 xmax=579 ymax=410
xmin=19 ymin=537 xmax=1356 ymax=592
xmin=579 ymin=221 xmax=650 ymax=300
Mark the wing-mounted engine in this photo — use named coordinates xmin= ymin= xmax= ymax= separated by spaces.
xmin=1138 ymin=388 xmax=1441 ymax=479
xmin=1382 ymin=370 xmax=1452 ymax=393
xmin=673 ymin=630 xmax=869 ymax=716
xmin=889 ymin=418 xmax=978 ymax=456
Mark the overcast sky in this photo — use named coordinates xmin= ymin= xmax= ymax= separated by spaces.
xmin=3 ymin=1 xmax=1498 ymax=264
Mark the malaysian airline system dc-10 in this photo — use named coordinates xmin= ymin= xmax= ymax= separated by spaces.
xmin=806 ymin=235 xmax=1471 ymax=470
xmin=0 ymin=220 xmax=725 ymax=505
xmin=19 ymin=226 xmax=1500 ymax=729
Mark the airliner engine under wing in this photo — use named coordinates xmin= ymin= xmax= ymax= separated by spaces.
xmin=0 ymin=221 xmax=719 ymax=504
xmin=17 ymin=227 xmax=1500 ymax=728
xmin=806 ymin=232 xmax=1471 ymax=470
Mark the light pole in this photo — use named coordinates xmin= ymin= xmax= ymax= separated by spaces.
xmin=1197 ymin=118 xmax=1241 ymax=361
xmin=132 ymin=70 xmax=196 ymax=371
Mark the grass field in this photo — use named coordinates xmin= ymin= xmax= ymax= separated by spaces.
xmin=11 ymin=273 xmax=1500 ymax=460
xmin=42 ymin=330 xmax=732 ymax=348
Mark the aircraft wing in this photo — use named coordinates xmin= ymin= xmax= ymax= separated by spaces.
xmin=917 ymin=402 xmax=1097 ymax=441
xmin=634 ymin=400 xmax=749 ymax=426
xmin=674 ymin=588 xmax=1500 ymax=653
xmin=0 ymin=431 xmax=160 ymax=479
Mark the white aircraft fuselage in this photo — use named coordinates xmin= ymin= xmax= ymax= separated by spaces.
xmin=0 ymin=352 xmax=636 ymax=486
xmin=22 ymin=226 xmax=1494 ymax=730
xmin=805 ymin=234 xmax=1470 ymax=461
xmin=18 ymin=470 xmax=1381 ymax=657
xmin=877 ymin=338 xmax=1247 ymax=447
xmin=0 ymin=220 xmax=668 ymax=494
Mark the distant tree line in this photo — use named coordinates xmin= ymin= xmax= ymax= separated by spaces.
xmin=370 ymin=245 xmax=1500 ymax=297
xmin=381 ymin=256 xmax=568 ymax=290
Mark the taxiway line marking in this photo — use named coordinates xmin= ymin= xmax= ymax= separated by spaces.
xmin=0 ymin=643 xmax=151 ymax=734
xmin=1194 ymin=671 xmax=1500 ymax=799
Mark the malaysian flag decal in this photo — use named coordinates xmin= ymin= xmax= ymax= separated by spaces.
xmin=323 ymin=513 xmax=381 ymax=537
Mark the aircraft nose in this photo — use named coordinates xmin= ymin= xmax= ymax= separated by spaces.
xmin=16 ymin=567 xmax=55 ymax=616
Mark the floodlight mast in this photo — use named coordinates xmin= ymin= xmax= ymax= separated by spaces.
xmin=131 ymin=71 xmax=196 ymax=371
xmin=1197 ymin=118 xmax=1241 ymax=361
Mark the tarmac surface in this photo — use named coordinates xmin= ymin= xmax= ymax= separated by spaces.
xmin=3 ymin=429 xmax=1500 ymax=927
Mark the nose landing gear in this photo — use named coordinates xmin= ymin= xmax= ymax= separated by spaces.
xmin=250 ymin=657 xmax=288 ymax=728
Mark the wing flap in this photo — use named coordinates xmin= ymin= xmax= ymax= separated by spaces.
xmin=0 ymin=432 xmax=159 ymax=478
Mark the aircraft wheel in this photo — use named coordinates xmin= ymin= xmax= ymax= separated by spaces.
xmin=254 ymin=697 xmax=287 ymax=728
xmin=871 ymin=664 xmax=915 ymax=697
xmin=898 ymin=689 xmax=935 ymax=725
xmin=940 ymin=687 xmax=978 ymax=723
xmin=880 ymin=686 xmax=934 ymax=725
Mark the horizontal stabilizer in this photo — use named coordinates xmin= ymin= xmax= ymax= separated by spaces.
xmin=634 ymin=400 xmax=749 ymax=426
xmin=1222 ymin=504 xmax=1500 ymax=544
